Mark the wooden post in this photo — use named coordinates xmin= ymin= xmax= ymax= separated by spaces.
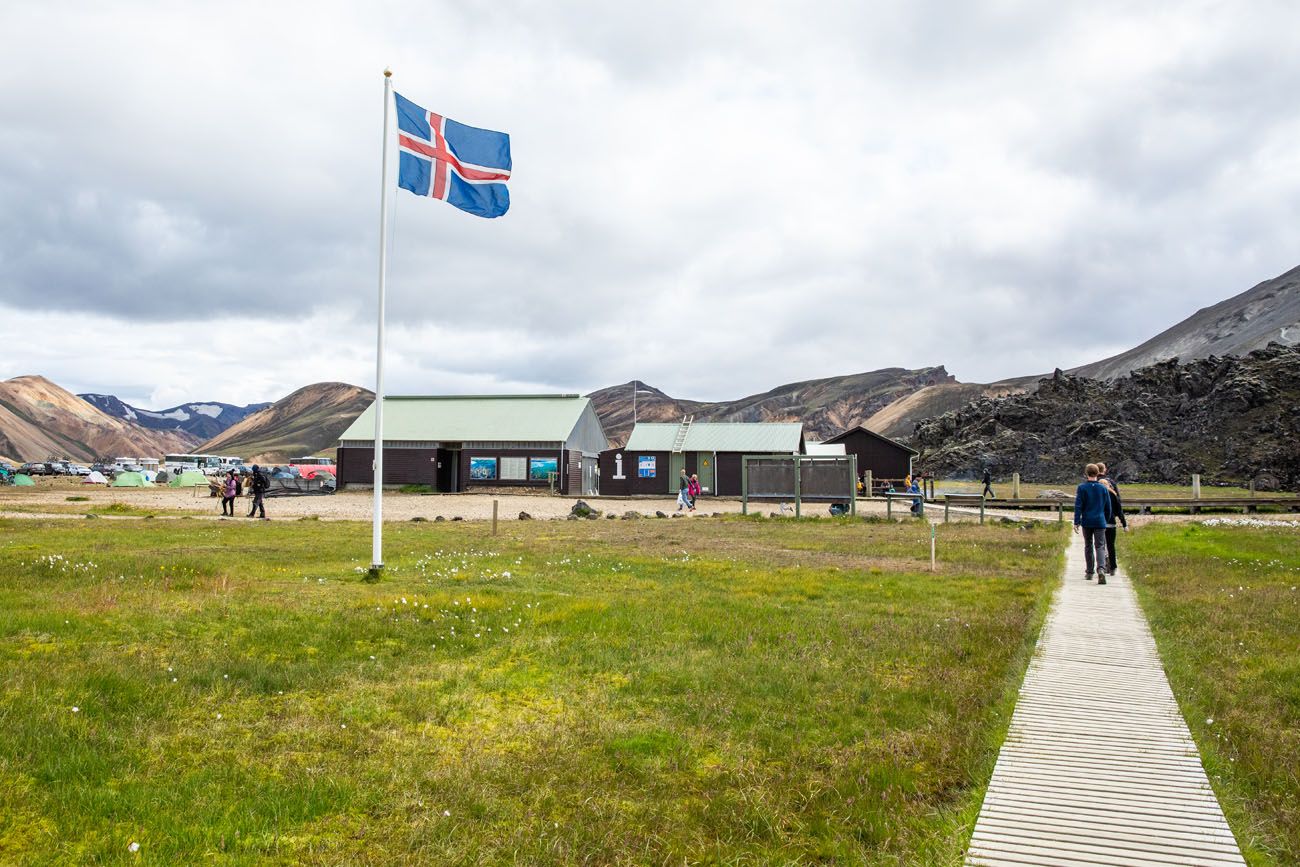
xmin=1012 ymin=472 xmax=1020 ymax=500
xmin=865 ymin=470 xmax=873 ymax=499
xmin=492 ymin=499 xmax=498 ymax=535
xmin=1192 ymin=474 xmax=1201 ymax=499
xmin=886 ymin=495 xmax=893 ymax=520
xmin=930 ymin=523 xmax=936 ymax=571
xmin=979 ymin=497 xmax=985 ymax=525
xmin=1249 ymin=479 xmax=1256 ymax=498
xmin=944 ymin=496 xmax=950 ymax=524
xmin=1057 ymin=501 xmax=1063 ymax=523
xmin=794 ymin=456 xmax=802 ymax=518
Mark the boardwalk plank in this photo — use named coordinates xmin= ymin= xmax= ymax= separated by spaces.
xmin=965 ymin=532 xmax=1244 ymax=866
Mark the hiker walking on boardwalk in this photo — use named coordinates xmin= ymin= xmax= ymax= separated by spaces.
xmin=981 ymin=467 xmax=995 ymax=498
xmin=1074 ymin=463 xmax=1114 ymax=583
xmin=676 ymin=468 xmax=691 ymax=512
xmin=1097 ymin=462 xmax=1127 ymax=576
xmin=247 ymin=465 xmax=269 ymax=520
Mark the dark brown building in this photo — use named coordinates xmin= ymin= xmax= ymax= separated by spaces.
xmin=336 ymin=395 xmax=608 ymax=495
xmin=822 ymin=425 xmax=917 ymax=483
xmin=600 ymin=421 xmax=805 ymax=497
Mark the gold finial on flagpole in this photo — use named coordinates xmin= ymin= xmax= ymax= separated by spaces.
xmin=383 ymin=68 xmax=392 ymax=78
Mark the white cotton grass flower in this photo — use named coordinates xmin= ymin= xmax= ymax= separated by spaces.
xmin=443 ymin=810 xmax=451 ymax=817
xmin=1206 ymin=717 xmax=1214 ymax=725
xmin=128 ymin=842 xmax=140 ymax=853
xmin=216 ymin=713 xmax=223 ymax=720
xmin=71 ymin=706 xmax=79 ymax=713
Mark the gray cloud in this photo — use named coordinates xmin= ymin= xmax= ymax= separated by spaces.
xmin=2 ymin=0 xmax=1299 ymax=406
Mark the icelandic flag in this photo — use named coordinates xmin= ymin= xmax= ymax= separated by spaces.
xmin=395 ymin=92 xmax=511 ymax=218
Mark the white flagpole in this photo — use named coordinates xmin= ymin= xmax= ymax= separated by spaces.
xmin=371 ymin=68 xmax=393 ymax=575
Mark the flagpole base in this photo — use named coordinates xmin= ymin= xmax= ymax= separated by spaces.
xmin=364 ymin=564 xmax=384 ymax=583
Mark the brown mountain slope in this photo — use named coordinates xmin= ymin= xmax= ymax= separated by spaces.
xmin=0 ymin=376 xmax=199 ymax=462
xmin=200 ymin=382 xmax=374 ymax=464
xmin=589 ymin=367 xmax=955 ymax=446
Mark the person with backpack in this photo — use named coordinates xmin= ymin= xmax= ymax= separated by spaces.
xmin=221 ymin=470 xmax=237 ymax=517
xmin=1097 ymin=461 xmax=1127 ymax=576
xmin=687 ymin=473 xmax=702 ymax=512
xmin=247 ymin=464 xmax=268 ymax=520
xmin=1074 ymin=463 xmax=1114 ymax=583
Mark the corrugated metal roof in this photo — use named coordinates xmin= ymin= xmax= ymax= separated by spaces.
xmin=625 ymin=422 xmax=803 ymax=453
xmin=338 ymin=395 xmax=593 ymax=443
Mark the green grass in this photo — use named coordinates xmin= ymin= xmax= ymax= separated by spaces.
xmin=0 ymin=517 xmax=1066 ymax=864
xmin=935 ymin=479 xmax=1282 ymax=498
xmin=1127 ymin=522 xmax=1300 ymax=866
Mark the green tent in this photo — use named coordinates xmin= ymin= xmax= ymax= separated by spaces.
xmin=169 ymin=470 xmax=209 ymax=488
xmin=111 ymin=471 xmax=154 ymax=488
xmin=12 ymin=474 xmax=35 ymax=487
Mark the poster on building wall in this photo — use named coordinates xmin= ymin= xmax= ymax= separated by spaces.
xmin=528 ymin=457 xmax=558 ymax=480
xmin=500 ymin=457 xmax=526 ymax=480
xmin=637 ymin=455 xmax=656 ymax=478
xmin=469 ymin=457 xmax=497 ymax=480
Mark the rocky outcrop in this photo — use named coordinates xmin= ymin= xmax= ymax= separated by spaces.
xmin=914 ymin=344 xmax=1300 ymax=486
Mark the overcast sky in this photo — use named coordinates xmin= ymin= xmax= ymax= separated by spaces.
xmin=2 ymin=1 xmax=1299 ymax=409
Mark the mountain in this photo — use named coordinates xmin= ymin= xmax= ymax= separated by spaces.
xmin=913 ymin=344 xmax=1300 ymax=486
xmin=1070 ymin=264 xmax=1300 ymax=381
xmin=588 ymin=367 xmax=957 ymax=446
xmin=78 ymin=394 xmax=271 ymax=440
xmin=0 ymin=376 xmax=201 ymax=462
xmin=199 ymin=382 xmax=374 ymax=464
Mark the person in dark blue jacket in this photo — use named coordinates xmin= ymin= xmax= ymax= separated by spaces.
xmin=1074 ymin=463 xmax=1114 ymax=583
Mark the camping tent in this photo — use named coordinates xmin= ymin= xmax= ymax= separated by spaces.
xmin=13 ymin=474 xmax=35 ymax=487
xmin=111 ymin=471 xmax=154 ymax=487
xmin=84 ymin=471 xmax=109 ymax=484
xmin=169 ymin=470 xmax=209 ymax=488
xmin=142 ymin=471 xmax=157 ymax=482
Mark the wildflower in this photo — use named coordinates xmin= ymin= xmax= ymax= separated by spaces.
xmin=128 ymin=842 xmax=140 ymax=853
xmin=71 ymin=706 xmax=79 ymax=713
xmin=443 ymin=810 xmax=451 ymax=817
xmin=216 ymin=713 xmax=223 ymax=720
xmin=1206 ymin=717 xmax=1214 ymax=725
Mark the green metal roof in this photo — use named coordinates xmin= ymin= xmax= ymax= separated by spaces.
xmin=338 ymin=395 xmax=593 ymax=443
xmin=624 ymin=422 xmax=803 ymax=453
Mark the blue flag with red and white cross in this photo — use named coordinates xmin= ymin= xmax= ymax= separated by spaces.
xmin=395 ymin=92 xmax=511 ymax=218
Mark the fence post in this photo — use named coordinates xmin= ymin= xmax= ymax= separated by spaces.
xmin=1191 ymin=473 xmax=1201 ymax=514
xmin=1249 ymin=478 xmax=1256 ymax=498
xmin=865 ymin=470 xmax=873 ymax=499
xmin=794 ymin=457 xmax=802 ymax=518
xmin=886 ymin=495 xmax=893 ymax=520
xmin=930 ymin=523 xmax=936 ymax=571
xmin=979 ymin=497 xmax=985 ymax=525
xmin=492 ymin=499 xmax=498 ymax=536
xmin=849 ymin=455 xmax=857 ymax=517
xmin=741 ymin=457 xmax=749 ymax=516
xmin=1057 ymin=501 xmax=1063 ymax=523
xmin=1012 ymin=472 xmax=1020 ymax=499
xmin=944 ymin=496 xmax=950 ymax=524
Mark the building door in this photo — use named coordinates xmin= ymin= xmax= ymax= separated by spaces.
xmin=582 ymin=456 xmax=598 ymax=495
xmin=695 ymin=451 xmax=715 ymax=495
xmin=669 ymin=453 xmax=685 ymax=494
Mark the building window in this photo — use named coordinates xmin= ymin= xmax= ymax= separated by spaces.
xmin=638 ymin=455 xmax=656 ymax=478
xmin=500 ymin=457 xmax=526 ymax=480
xmin=469 ymin=457 xmax=497 ymax=480
xmin=529 ymin=457 xmax=558 ymax=481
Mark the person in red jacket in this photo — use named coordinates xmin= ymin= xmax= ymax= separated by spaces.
xmin=687 ymin=473 xmax=702 ymax=512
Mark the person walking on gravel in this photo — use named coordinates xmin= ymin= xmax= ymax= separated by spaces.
xmin=1074 ymin=463 xmax=1114 ymax=583
xmin=247 ymin=465 xmax=269 ymax=520
xmin=221 ymin=470 xmax=237 ymax=517
xmin=1097 ymin=462 xmax=1127 ymax=576
xmin=981 ymin=467 xmax=995 ymax=499
xmin=676 ymin=469 xmax=691 ymax=512
xmin=687 ymin=473 xmax=702 ymax=512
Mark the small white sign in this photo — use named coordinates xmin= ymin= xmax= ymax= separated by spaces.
xmin=612 ymin=452 xmax=626 ymax=480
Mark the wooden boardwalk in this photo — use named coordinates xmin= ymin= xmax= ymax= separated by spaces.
xmin=966 ymin=532 xmax=1246 ymax=866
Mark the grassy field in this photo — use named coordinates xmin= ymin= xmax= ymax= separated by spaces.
xmin=0 ymin=516 xmax=1065 ymax=865
xmin=1127 ymin=522 xmax=1300 ymax=866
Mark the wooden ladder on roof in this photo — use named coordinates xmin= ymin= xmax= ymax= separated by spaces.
xmin=671 ymin=415 xmax=694 ymax=453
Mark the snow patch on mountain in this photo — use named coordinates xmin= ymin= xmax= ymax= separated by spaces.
xmin=139 ymin=408 xmax=191 ymax=421
xmin=191 ymin=404 xmax=224 ymax=418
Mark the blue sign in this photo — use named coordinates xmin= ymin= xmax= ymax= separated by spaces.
xmin=637 ymin=455 xmax=656 ymax=478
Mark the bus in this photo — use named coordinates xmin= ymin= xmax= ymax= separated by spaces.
xmin=163 ymin=454 xmax=224 ymax=474
xmin=289 ymin=456 xmax=336 ymax=478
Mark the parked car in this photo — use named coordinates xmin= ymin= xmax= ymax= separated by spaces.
xmin=20 ymin=462 xmax=48 ymax=475
xmin=67 ymin=464 xmax=92 ymax=476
